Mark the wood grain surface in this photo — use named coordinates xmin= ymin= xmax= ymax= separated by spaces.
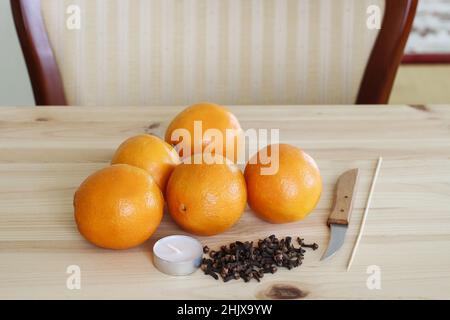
xmin=0 ymin=105 xmax=449 ymax=299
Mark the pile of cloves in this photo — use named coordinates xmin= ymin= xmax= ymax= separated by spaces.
xmin=201 ymin=235 xmax=318 ymax=283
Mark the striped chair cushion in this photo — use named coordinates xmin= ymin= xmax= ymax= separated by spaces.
xmin=41 ymin=0 xmax=385 ymax=106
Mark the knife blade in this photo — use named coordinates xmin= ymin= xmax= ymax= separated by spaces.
xmin=321 ymin=168 xmax=359 ymax=261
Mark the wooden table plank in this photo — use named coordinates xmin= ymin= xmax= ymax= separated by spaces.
xmin=0 ymin=105 xmax=449 ymax=299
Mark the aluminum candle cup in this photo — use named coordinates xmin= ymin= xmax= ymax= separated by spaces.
xmin=153 ymin=235 xmax=204 ymax=276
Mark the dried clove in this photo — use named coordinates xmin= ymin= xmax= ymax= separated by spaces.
xmin=200 ymin=235 xmax=318 ymax=283
xmin=302 ymin=243 xmax=319 ymax=251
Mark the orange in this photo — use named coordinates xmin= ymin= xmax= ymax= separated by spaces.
xmin=244 ymin=144 xmax=322 ymax=223
xmin=74 ymin=164 xmax=164 ymax=249
xmin=111 ymin=134 xmax=181 ymax=192
xmin=166 ymin=155 xmax=247 ymax=236
xmin=165 ymin=102 xmax=243 ymax=163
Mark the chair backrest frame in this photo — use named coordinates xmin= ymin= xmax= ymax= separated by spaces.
xmin=11 ymin=0 xmax=67 ymax=105
xmin=356 ymin=0 xmax=418 ymax=104
xmin=11 ymin=0 xmax=418 ymax=106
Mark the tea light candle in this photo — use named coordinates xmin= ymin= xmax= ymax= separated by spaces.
xmin=153 ymin=235 xmax=203 ymax=276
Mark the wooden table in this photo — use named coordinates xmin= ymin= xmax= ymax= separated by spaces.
xmin=0 ymin=105 xmax=449 ymax=300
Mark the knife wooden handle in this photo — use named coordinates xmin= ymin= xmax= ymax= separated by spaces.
xmin=328 ymin=168 xmax=359 ymax=226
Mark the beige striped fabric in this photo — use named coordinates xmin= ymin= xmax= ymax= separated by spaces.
xmin=41 ymin=0 xmax=385 ymax=106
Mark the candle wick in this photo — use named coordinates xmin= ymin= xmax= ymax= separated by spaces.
xmin=167 ymin=244 xmax=182 ymax=254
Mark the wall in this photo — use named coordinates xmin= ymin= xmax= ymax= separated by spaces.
xmin=0 ymin=0 xmax=34 ymax=106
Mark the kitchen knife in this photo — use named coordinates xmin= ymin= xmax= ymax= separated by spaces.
xmin=321 ymin=168 xmax=359 ymax=261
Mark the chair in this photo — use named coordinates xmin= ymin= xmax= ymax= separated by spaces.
xmin=11 ymin=0 xmax=418 ymax=106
